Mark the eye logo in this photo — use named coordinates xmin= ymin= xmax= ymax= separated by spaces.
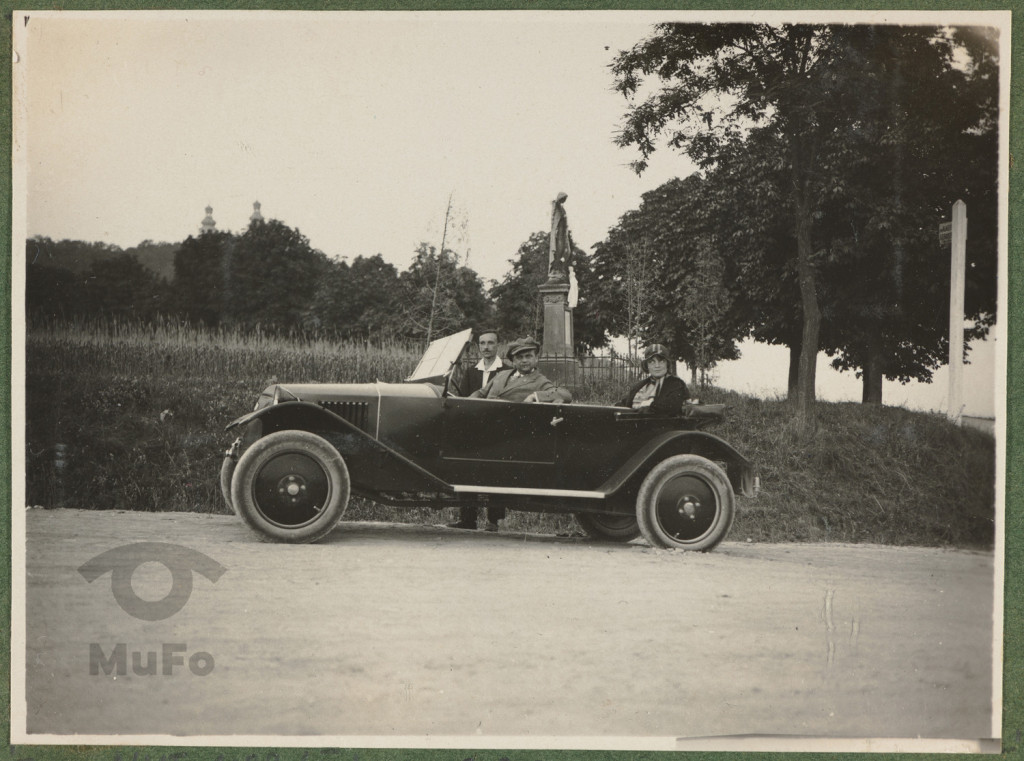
xmin=78 ymin=543 xmax=226 ymax=621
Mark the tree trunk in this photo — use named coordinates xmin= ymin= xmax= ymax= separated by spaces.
xmin=861 ymin=331 xmax=884 ymax=404
xmin=793 ymin=192 xmax=821 ymax=433
xmin=787 ymin=336 xmax=801 ymax=400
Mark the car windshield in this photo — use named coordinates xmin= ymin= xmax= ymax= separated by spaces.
xmin=406 ymin=328 xmax=473 ymax=382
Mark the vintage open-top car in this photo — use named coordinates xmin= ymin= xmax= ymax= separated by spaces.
xmin=221 ymin=329 xmax=755 ymax=551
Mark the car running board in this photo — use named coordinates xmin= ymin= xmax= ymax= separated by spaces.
xmin=451 ymin=485 xmax=605 ymax=499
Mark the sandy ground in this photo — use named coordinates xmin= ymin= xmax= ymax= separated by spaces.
xmin=17 ymin=508 xmax=998 ymax=748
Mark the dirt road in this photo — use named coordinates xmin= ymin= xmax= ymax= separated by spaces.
xmin=18 ymin=509 xmax=998 ymax=748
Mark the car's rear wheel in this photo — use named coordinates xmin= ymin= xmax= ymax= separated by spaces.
xmin=575 ymin=512 xmax=641 ymax=542
xmin=231 ymin=430 xmax=350 ymax=543
xmin=636 ymin=454 xmax=734 ymax=551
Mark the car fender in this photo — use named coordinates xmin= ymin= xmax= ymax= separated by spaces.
xmin=599 ymin=430 xmax=754 ymax=498
xmin=224 ymin=401 xmax=451 ymax=491
xmin=226 ymin=400 xmax=367 ymax=436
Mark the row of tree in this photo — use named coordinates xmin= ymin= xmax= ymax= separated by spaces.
xmin=598 ymin=23 xmax=998 ymax=420
xmin=27 ymin=224 xmax=487 ymax=342
xmin=25 ymin=221 xmax=607 ymax=351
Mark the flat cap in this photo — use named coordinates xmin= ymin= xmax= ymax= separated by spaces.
xmin=506 ymin=337 xmax=541 ymax=358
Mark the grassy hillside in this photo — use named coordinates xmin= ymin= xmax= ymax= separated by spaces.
xmin=24 ymin=322 xmax=996 ymax=548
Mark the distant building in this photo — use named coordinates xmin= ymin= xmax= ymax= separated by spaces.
xmin=199 ymin=202 xmax=264 ymax=235
xmin=200 ymin=205 xmax=216 ymax=234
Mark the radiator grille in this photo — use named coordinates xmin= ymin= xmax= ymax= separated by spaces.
xmin=320 ymin=401 xmax=370 ymax=431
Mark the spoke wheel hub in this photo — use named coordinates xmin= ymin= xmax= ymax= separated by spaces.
xmin=252 ymin=452 xmax=330 ymax=527
xmin=656 ymin=475 xmax=716 ymax=543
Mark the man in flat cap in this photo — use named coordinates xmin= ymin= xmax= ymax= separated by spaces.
xmin=469 ymin=337 xmax=570 ymax=403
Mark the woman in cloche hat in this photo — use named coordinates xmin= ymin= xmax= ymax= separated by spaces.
xmin=616 ymin=343 xmax=691 ymax=414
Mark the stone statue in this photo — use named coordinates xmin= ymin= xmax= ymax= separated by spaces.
xmin=548 ymin=192 xmax=572 ymax=283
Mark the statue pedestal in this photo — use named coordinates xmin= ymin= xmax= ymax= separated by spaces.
xmin=539 ymin=281 xmax=573 ymax=356
xmin=538 ymin=281 xmax=575 ymax=387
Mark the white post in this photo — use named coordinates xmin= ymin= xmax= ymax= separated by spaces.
xmin=948 ymin=200 xmax=967 ymax=424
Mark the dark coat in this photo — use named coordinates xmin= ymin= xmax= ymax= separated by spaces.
xmin=456 ymin=360 xmax=511 ymax=525
xmin=460 ymin=360 xmax=512 ymax=397
xmin=616 ymin=374 xmax=690 ymax=415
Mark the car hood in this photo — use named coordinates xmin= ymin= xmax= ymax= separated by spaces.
xmin=260 ymin=381 xmax=441 ymax=405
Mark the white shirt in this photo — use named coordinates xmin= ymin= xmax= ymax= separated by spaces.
xmin=475 ymin=357 xmax=503 ymax=387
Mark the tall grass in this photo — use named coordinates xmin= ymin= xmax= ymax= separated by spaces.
xmin=23 ymin=321 xmax=996 ymax=547
xmin=27 ymin=317 xmax=420 ymax=385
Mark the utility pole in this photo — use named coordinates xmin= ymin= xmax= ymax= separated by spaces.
xmin=943 ymin=200 xmax=967 ymax=424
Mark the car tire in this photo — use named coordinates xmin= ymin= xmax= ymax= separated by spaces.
xmin=575 ymin=512 xmax=641 ymax=542
xmin=220 ymin=454 xmax=239 ymax=516
xmin=636 ymin=454 xmax=734 ymax=551
xmin=231 ymin=430 xmax=350 ymax=543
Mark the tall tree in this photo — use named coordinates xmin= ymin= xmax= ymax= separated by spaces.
xmin=613 ymin=23 xmax=999 ymax=422
xmin=310 ymin=254 xmax=402 ymax=339
xmin=492 ymin=232 xmax=549 ymax=341
xmin=702 ymin=130 xmax=804 ymax=395
xmin=678 ymin=235 xmax=736 ymax=388
xmin=590 ymin=175 xmax=745 ymax=372
xmin=813 ymin=27 xmax=999 ymax=402
xmin=614 ymin=24 xmax=845 ymax=429
xmin=172 ymin=230 xmax=237 ymax=326
xmin=229 ymin=219 xmax=331 ymax=332
xmin=589 ymin=216 xmax=658 ymax=356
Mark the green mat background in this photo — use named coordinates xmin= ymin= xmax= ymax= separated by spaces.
xmin=1 ymin=2 xmax=1019 ymax=760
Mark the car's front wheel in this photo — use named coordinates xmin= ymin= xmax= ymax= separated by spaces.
xmin=575 ymin=512 xmax=641 ymax=542
xmin=220 ymin=454 xmax=238 ymax=516
xmin=636 ymin=454 xmax=734 ymax=551
xmin=231 ymin=430 xmax=350 ymax=543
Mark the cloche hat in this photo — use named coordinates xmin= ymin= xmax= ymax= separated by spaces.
xmin=641 ymin=343 xmax=670 ymax=372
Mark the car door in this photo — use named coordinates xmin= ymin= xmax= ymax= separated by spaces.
xmin=437 ymin=397 xmax=564 ymax=489
xmin=554 ymin=403 xmax=676 ymax=490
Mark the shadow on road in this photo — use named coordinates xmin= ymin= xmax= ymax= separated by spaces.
xmin=318 ymin=519 xmax=614 ymax=548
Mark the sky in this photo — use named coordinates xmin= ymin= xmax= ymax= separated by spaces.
xmin=13 ymin=9 xmax=1008 ymax=418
